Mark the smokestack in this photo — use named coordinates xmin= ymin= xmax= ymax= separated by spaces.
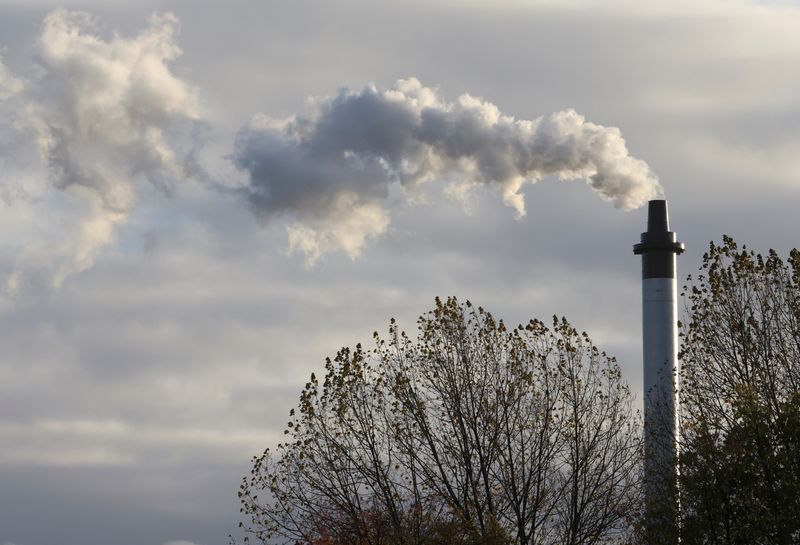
xmin=633 ymin=199 xmax=684 ymax=544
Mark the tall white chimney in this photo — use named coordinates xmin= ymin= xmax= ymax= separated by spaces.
xmin=633 ymin=199 xmax=684 ymax=544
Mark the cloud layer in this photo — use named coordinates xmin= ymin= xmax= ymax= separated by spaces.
xmin=234 ymin=78 xmax=662 ymax=263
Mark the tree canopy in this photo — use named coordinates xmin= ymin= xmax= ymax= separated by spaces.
xmin=238 ymin=297 xmax=643 ymax=545
xmin=679 ymin=236 xmax=800 ymax=545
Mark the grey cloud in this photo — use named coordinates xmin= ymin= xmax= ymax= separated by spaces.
xmin=233 ymin=78 xmax=662 ymax=263
xmin=0 ymin=464 xmax=231 ymax=545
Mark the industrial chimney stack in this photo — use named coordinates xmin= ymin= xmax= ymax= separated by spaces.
xmin=633 ymin=199 xmax=684 ymax=544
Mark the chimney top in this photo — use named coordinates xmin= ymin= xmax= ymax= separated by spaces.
xmin=633 ymin=199 xmax=684 ymax=256
xmin=647 ymin=200 xmax=669 ymax=233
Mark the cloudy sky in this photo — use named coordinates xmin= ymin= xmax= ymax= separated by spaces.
xmin=1 ymin=0 xmax=799 ymax=544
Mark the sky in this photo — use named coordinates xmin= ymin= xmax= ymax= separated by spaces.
xmin=0 ymin=0 xmax=799 ymax=544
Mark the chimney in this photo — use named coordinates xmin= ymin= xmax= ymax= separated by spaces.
xmin=633 ymin=199 xmax=684 ymax=544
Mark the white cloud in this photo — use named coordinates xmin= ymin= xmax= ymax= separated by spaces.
xmin=0 ymin=417 xmax=276 ymax=468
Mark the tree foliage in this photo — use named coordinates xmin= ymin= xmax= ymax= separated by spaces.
xmin=238 ymin=297 xmax=642 ymax=545
xmin=679 ymin=236 xmax=800 ymax=545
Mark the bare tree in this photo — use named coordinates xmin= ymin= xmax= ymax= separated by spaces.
xmin=237 ymin=297 xmax=642 ymax=545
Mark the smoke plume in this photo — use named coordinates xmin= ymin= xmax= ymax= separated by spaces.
xmin=5 ymin=10 xmax=199 ymax=286
xmin=0 ymin=53 xmax=28 ymax=203
xmin=234 ymin=78 xmax=663 ymax=263
xmin=0 ymin=53 xmax=23 ymax=100
xmin=2 ymin=11 xmax=663 ymax=279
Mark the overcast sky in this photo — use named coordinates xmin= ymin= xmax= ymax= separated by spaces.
xmin=1 ymin=1 xmax=799 ymax=544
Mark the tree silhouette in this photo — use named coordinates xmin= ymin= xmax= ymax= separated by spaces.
xmin=237 ymin=297 xmax=642 ymax=545
xmin=679 ymin=237 xmax=800 ymax=545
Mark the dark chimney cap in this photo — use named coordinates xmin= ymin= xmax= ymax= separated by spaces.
xmin=647 ymin=200 xmax=669 ymax=232
xmin=633 ymin=199 xmax=684 ymax=255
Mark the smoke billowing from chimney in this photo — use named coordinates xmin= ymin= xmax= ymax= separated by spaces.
xmin=1 ymin=10 xmax=665 ymax=283
xmin=234 ymin=78 xmax=663 ymax=263
xmin=2 ymin=10 xmax=200 ymax=288
xmin=0 ymin=53 xmax=23 ymax=100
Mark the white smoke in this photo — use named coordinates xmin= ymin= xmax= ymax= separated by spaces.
xmin=4 ymin=10 xmax=199 ymax=287
xmin=2 ymin=14 xmax=663 ymax=277
xmin=233 ymin=78 xmax=663 ymax=264
xmin=0 ymin=53 xmax=29 ymax=203
xmin=0 ymin=52 xmax=23 ymax=100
